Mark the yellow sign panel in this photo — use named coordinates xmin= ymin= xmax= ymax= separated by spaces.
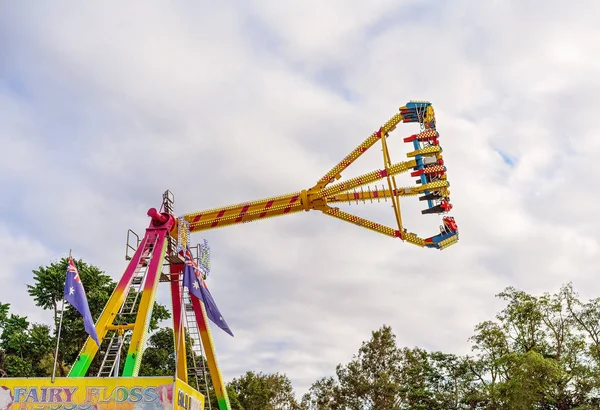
xmin=173 ymin=379 xmax=204 ymax=410
xmin=0 ymin=377 xmax=183 ymax=410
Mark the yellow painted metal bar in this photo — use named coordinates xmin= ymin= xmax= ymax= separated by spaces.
xmin=318 ymin=112 xmax=405 ymax=186
xmin=438 ymin=235 xmax=459 ymax=249
xmin=181 ymin=155 xmax=417 ymax=234
xmin=326 ymin=180 xmax=450 ymax=203
xmin=186 ymin=202 xmax=305 ymax=232
xmin=380 ymin=126 xmax=403 ymax=232
xmin=403 ymin=232 xmax=426 ymax=247
xmin=170 ymin=269 xmax=188 ymax=384
xmin=322 ymin=206 xmax=429 ymax=248
xmin=122 ymin=232 xmax=168 ymax=376
xmin=191 ymin=293 xmax=231 ymax=409
xmin=322 ymin=206 xmax=400 ymax=238
xmin=318 ymin=159 xmax=417 ymax=198
xmin=176 ymin=102 xmax=457 ymax=249
xmin=106 ymin=324 xmax=136 ymax=331
xmin=183 ymin=191 xmax=304 ymax=232
xmin=184 ymin=191 xmax=301 ymax=221
xmin=406 ymin=145 xmax=441 ymax=157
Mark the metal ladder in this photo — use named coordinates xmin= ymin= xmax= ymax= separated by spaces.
xmin=97 ymin=332 xmax=131 ymax=377
xmin=183 ymin=286 xmax=212 ymax=408
xmin=162 ymin=190 xmax=178 ymax=255
xmin=97 ymin=234 xmax=159 ymax=377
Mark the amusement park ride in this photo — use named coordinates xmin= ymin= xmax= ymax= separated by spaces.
xmin=2 ymin=101 xmax=457 ymax=410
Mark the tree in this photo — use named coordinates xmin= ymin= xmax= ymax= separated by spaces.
xmin=11 ymin=259 xmax=600 ymax=410
xmin=564 ymin=283 xmax=600 ymax=362
xmin=23 ymin=257 xmax=171 ymax=377
xmin=0 ymin=304 xmax=54 ymax=377
xmin=301 ymin=377 xmax=338 ymax=410
xmin=303 ymin=326 xmax=440 ymax=410
xmin=498 ymin=350 xmax=562 ymax=409
xmin=0 ymin=303 xmax=9 ymax=324
xmin=537 ymin=286 xmax=593 ymax=409
xmin=26 ymin=257 xmax=114 ymax=375
xmin=335 ymin=325 xmax=405 ymax=409
xmin=139 ymin=327 xmax=177 ymax=377
xmin=304 ymin=285 xmax=600 ymax=409
xmin=496 ymin=287 xmax=547 ymax=354
xmin=303 ymin=326 xmax=480 ymax=410
xmin=467 ymin=320 xmax=510 ymax=409
xmin=427 ymin=352 xmax=475 ymax=409
xmin=229 ymin=371 xmax=303 ymax=410
xmin=466 ymin=285 xmax=600 ymax=409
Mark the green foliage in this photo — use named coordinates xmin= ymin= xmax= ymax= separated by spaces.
xmin=224 ymin=385 xmax=244 ymax=410
xmin=498 ymin=350 xmax=562 ymax=409
xmin=149 ymin=303 xmax=171 ymax=331
xmin=3 ymin=354 xmax=33 ymax=377
xmin=0 ymin=307 xmax=54 ymax=377
xmin=229 ymin=371 xmax=303 ymax=410
xmin=0 ymin=302 xmax=10 ymax=324
xmin=334 ymin=326 xmax=404 ymax=409
xmin=301 ymin=377 xmax=338 ymax=410
xmin=302 ymin=283 xmax=600 ymax=409
xmin=302 ymin=327 xmax=478 ymax=410
xmin=6 ymin=257 xmax=600 ymax=410
xmin=0 ymin=257 xmax=171 ymax=378
xmin=139 ymin=327 xmax=177 ymax=376
xmin=28 ymin=258 xmax=114 ymax=324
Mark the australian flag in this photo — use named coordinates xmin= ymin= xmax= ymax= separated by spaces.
xmin=182 ymin=248 xmax=233 ymax=337
xmin=64 ymin=256 xmax=100 ymax=346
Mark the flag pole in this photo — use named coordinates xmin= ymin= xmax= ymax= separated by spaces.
xmin=52 ymin=249 xmax=71 ymax=383
xmin=52 ymin=299 xmax=65 ymax=383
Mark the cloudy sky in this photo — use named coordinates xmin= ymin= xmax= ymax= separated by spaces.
xmin=2 ymin=0 xmax=599 ymax=396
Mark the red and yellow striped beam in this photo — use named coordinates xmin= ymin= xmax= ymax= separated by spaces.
xmin=182 ymin=158 xmax=419 ymax=233
xmin=184 ymin=192 xmax=304 ymax=232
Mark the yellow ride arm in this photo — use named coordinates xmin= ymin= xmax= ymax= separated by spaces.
xmin=180 ymin=102 xmax=458 ymax=250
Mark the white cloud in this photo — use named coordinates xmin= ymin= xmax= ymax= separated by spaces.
xmin=1 ymin=0 xmax=600 ymax=398
xmin=0 ymin=224 xmax=56 ymax=325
